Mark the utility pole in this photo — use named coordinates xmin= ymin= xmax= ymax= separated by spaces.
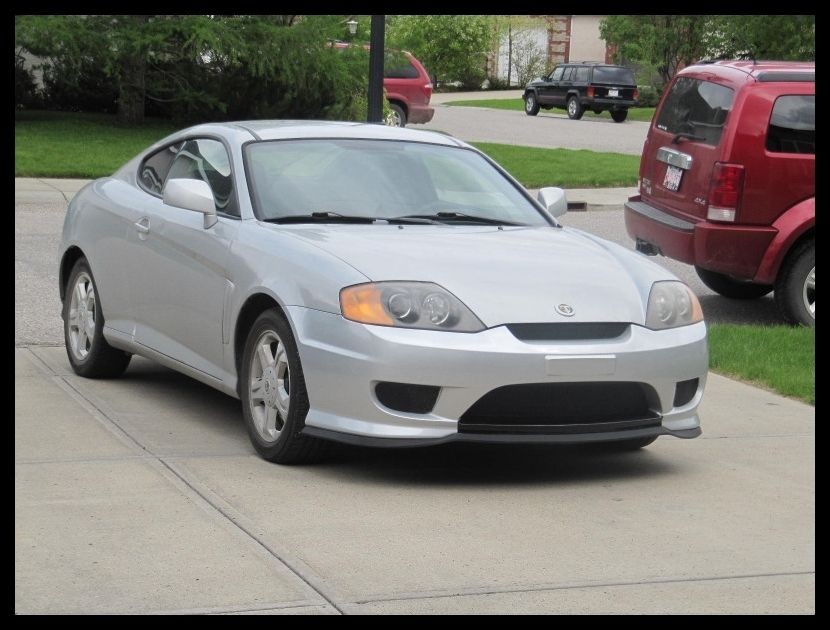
xmin=367 ymin=15 xmax=385 ymax=123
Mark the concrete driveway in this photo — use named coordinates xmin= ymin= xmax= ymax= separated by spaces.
xmin=15 ymin=186 xmax=814 ymax=614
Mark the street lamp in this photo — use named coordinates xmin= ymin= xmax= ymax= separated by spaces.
xmin=346 ymin=19 xmax=358 ymax=37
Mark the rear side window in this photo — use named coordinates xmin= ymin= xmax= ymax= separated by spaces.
xmin=655 ymin=77 xmax=734 ymax=146
xmin=139 ymin=142 xmax=183 ymax=194
xmin=766 ymin=95 xmax=815 ymax=154
xmin=561 ymin=67 xmax=574 ymax=81
xmin=167 ymin=138 xmax=238 ymax=216
xmin=574 ymin=67 xmax=590 ymax=82
xmin=593 ymin=66 xmax=635 ymax=84
xmin=384 ymin=52 xmax=419 ymax=79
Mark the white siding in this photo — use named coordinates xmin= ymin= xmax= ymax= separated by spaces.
xmin=568 ymin=15 xmax=607 ymax=63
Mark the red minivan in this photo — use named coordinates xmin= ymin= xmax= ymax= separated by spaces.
xmin=625 ymin=60 xmax=815 ymax=325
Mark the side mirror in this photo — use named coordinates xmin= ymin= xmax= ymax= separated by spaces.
xmin=537 ymin=186 xmax=568 ymax=219
xmin=163 ymin=178 xmax=217 ymax=229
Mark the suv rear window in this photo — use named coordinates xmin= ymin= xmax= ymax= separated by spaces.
xmin=592 ymin=66 xmax=635 ymax=84
xmin=655 ymin=77 xmax=734 ymax=146
xmin=766 ymin=95 xmax=815 ymax=155
xmin=384 ymin=52 xmax=419 ymax=79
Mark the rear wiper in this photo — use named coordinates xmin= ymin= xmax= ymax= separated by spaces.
xmin=394 ymin=212 xmax=523 ymax=226
xmin=264 ymin=211 xmax=378 ymax=224
xmin=671 ymin=131 xmax=706 ymax=144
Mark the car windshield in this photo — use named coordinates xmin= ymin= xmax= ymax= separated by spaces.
xmin=243 ymin=139 xmax=551 ymax=226
xmin=592 ymin=66 xmax=635 ymax=84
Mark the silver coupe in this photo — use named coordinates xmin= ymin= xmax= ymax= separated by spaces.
xmin=59 ymin=121 xmax=708 ymax=463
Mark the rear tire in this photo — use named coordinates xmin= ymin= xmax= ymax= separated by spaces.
xmin=63 ymin=258 xmax=132 ymax=378
xmin=775 ymin=239 xmax=815 ymax=326
xmin=567 ymin=96 xmax=584 ymax=120
xmin=696 ymin=266 xmax=773 ymax=299
xmin=239 ymin=309 xmax=329 ymax=464
xmin=388 ymin=103 xmax=406 ymax=127
xmin=610 ymin=109 xmax=629 ymax=123
xmin=524 ymin=92 xmax=540 ymax=116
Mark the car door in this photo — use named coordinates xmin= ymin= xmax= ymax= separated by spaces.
xmin=129 ymin=138 xmax=239 ymax=379
xmin=555 ymin=66 xmax=574 ymax=106
xmin=538 ymin=66 xmax=564 ymax=105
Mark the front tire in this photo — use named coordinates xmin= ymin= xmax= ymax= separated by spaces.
xmin=610 ymin=109 xmax=629 ymax=123
xmin=567 ymin=96 xmax=584 ymax=120
xmin=696 ymin=266 xmax=774 ymax=299
xmin=775 ymin=239 xmax=815 ymax=326
xmin=239 ymin=309 xmax=329 ymax=464
xmin=524 ymin=92 xmax=540 ymax=116
xmin=63 ymin=258 xmax=131 ymax=378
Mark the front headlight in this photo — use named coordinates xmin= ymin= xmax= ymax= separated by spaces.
xmin=645 ymin=281 xmax=704 ymax=330
xmin=340 ymin=282 xmax=485 ymax=332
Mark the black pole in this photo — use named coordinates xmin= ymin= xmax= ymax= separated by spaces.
xmin=367 ymin=15 xmax=385 ymax=123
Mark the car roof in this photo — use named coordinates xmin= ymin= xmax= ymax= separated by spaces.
xmin=184 ymin=120 xmax=467 ymax=147
xmin=679 ymin=60 xmax=815 ymax=85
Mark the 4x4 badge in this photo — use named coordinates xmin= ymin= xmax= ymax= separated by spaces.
xmin=555 ymin=304 xmax=575 ymax=317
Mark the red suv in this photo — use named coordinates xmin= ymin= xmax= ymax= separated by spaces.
xmin=625 ymin=60 xmax=815 ymax=325
xmin=333 ymin=43 xmax=434 ymax=127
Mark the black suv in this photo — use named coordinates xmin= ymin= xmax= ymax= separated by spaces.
xmin=523 ymin=62 xmax=639 ymax=122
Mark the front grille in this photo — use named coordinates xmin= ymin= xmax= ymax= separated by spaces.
xmin=459 ymin=382 xmax=659 ymax=435
xmin=507 ymin=322 xmax=629 ymax=341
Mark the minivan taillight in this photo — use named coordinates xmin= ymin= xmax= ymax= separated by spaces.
xmin=587 ymin=86 xmax=595 ymax=98
xmin=423 ymin=82 xmax=433 ymax=99
xmin=707 ymin=162 xmax=744 ymax=222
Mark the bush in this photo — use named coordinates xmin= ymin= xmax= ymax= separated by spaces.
xmin=636 ymin=85 xmax=661 ymax=108
xmin=15 ymin=57 xmax=42 ymax=110
xmin=41 ymin=57 xmax=118 ymax=114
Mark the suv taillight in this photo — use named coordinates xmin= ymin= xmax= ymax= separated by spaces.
xmin=587 ymin=86 xmax=595 ymax=98
xmin=707 ymin=162 xmax=744 ymax=222
xmin=633 ymin=88 xmax=639 ymax=101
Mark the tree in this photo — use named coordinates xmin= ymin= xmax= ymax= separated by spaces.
xmin=15 ymin=15 xmax=371 ymax=123
xmin=707 ymin=15 xmax=815 ymax=61
xmin=600 ymin=15 xmax=711 ymax=88
xmin=511 ymin=28 xmax=547 ymax=87
xmin=387 ymin=15 xmax=492 ymax=88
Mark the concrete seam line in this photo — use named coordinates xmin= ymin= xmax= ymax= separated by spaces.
xmin=21 ymin=348 xmax=346 ymax=615
xmin=36 ymin=178 xmax=69 ymax=203
xmin=160 ymin=457 xmax=350 ymax=614
xmin=141 ymin=600 xmax=331 ymax=616
xmin=351 ymin=570 xmax=816 ymax=605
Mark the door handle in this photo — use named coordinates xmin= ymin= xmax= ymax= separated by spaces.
xmin=135 ymin=217 xmax=150 ymax=236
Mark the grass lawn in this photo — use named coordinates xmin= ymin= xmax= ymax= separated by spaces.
xmin=446 ymin=98 xmax=656 ymax=123
xmin=15 ymin=110 xmax=639 ymax=188
xmin=15 ymin=110 xmax=178 ymax=178
xmin=708 ymin=324 xmax=814 ymax=405
xmin=471 ymin=142 xmax=639 ymax=188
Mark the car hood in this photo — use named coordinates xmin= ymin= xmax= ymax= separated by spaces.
xmin=278 ymin=224 xmax=671 ymax=326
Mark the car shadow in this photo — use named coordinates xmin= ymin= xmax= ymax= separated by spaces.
xmin=315 ymin=440 xmax=686 ymax=487
xmin=698 ymin=294 xmax=784 ymax=325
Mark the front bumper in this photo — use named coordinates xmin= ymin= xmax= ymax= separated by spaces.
xmin=625 ymin=197 xmax=778 ymax=280
xmin=287 ymin=306 xmax=708 ymax=444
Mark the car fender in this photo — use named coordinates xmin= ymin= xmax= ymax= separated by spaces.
xmin=753 ymin=197 xmax=815 ymax=285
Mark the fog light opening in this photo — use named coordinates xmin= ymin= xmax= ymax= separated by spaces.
xmin=673 ymin=378 xmax=699 ymax=407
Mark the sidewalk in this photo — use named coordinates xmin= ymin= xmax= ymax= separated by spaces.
xmin=15 ymin=177 xmax=636 ymax=209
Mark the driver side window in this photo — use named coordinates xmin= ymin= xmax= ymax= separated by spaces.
xmin=550 ymin=66 xmax=564 ymax=81
xmin=166 ymin=138 xmax=238 ymax=217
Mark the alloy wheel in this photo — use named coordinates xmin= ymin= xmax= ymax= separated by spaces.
xmin=803 ymin=266 xmax=815 ymax=318
xmin=67 ymin=271 xmax=96 ymax=360
xmin=249 ymin=330 xmax=291 ymax=442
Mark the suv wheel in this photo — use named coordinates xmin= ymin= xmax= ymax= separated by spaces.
xmin=388 ymin=103 xmax=406 ymax=127
xmin=610 ymin=109 xmax=629 ymax=123
xmin=775 ymin=239 xmax=815 ymax=326
xmin=695 ymin=267 xmax=773 ymax=299
xmin=524 ymin=92 xmax=540 ymax=116
xmin=567 ymin=96 xmax=584 ymax=120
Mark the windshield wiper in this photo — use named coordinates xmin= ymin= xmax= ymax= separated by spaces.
xmin=671 ymin=131 xmax=706 ymax=144
xmin=264 ymin=211 xmax=378 ymax=224
xmin=394 ymin=212 xmax=523 ymax=226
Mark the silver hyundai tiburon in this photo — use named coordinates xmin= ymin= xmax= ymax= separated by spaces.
xmin=59 ymin=121 xmax=708 ymax=463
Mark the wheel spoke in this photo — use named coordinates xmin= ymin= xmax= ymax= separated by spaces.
xmin=68 ymin=307 xmax=79 ymax=328
xmin=85 ymin=319 xmax=95 ymax=339
xmin=86 ymin=285 xmax=96 ymax=310
xmin=257 ymin=342 xmax=274 ymax=371
xmin=264 ymin=405 xmax=278 ymax=433
xmin=250 ymin=377 xmax=265 ymax=402
xmin=77 ymin=326 xmax=88 ymax=352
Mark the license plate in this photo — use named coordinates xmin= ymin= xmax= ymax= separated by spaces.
xmin=608 ymin=88 xmax=619 ymax=97
xmin=663 ymin=164 xmax=683 ymax=192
